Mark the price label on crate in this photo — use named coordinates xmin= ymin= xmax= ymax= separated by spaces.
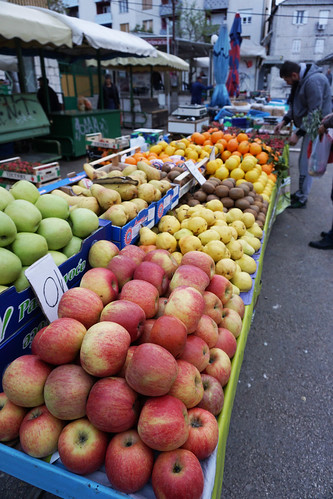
xmin=209 ymin=146 xmax=216 ymax=161
xmin=25 ymin=254 xmax=68 ymax=323
xmin=184 ymin=159 xmax=207 ymax=186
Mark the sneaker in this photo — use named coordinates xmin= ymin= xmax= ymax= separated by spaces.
xmin=288 ymin=199 xmax=307 ymax=209
xmin=290 ymin=192 xmax=298 ymax=201
xmin=309 ymin=237 xmax=333 ymax=250
xmin=320 ymin=231 xmax=329 ymax=238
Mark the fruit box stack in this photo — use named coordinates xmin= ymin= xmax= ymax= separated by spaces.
xmin=0 ymin=157 xmax=61 ymax=188
xmin=0 ymin=220 xmax=111 ymax=348
xmin=86 ymin=133 xmax=131 ymax=162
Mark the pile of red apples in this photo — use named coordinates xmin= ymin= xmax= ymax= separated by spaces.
xmin=0 ymin=241 xmax=245 ymax=499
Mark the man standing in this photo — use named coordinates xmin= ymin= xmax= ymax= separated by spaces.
xmin=274 ymin=61 xmax=332 ymax=208
xmin=190 ymin=76 xmax=213 ymax=105
xmin=37 ymin=77 xmax=61 ymax=115
xmin=98 ymin=74 xmax=120 ymax=110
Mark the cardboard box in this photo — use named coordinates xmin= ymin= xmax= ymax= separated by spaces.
xmin=111 ymin=204 xmax=156 ymax=249
xmin=155 ymin=185 xmax=180 ymax=223
xmin=0 ymin=220 xmax=111 ymax=345
xmin=0 ymin=157 xmax=60 ymax=186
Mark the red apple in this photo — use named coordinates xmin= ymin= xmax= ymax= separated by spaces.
xmin=143 ymin=248 xmax=178 ymax=279
xmin=203 ymin=347 xmax=231 ymax=387
xmin=57 ymin=287 xmax=104 ymax=329
xmin=119 ymin=244 xmax=146 ymax=265
xmin=224 ymin=293 xmax=245 ymax=319
xmin=151 ymin=449 xmax=204 ymax=499
xmin=156 ymin=296 xmax=168 ymax=317
xmin=138 ymin=395 xmax=189 ymax=451
xmin=197 ymin=374 xmax=224 ymax=416
xmin=118 ymin=345 xmax=137 ymax=377
xmin=100 ymin=299 xmax=146 ymax=343
xmin=88 ymin=239 xmax=119 ymax=268
xmin=139 ymin=244 xmax=157 ymax=253
xmin=44 ymin=364 xmax=94 ymax=420
xmin=31 ymin=326 xmax=47 ymax=355
xmin=220 ymin=308 xmax=243 ymax=338
xmin=180 ymin=250 xmax=215 ymax=279
xmin=107 ymin=254 xmax=137 ymax=288
xmin=203 ymin=291 xmax=223 ymax=324
xmin=168 ymin=360 xmax=204 ymax=409
xmin=58 ymin=417 xmax=109 ymax=475
xmin=206 ymin=274 xmax=233 ymax=305
xmin=135 ymin=318 xmax=156 ymax=344
xmin=19 ymin=405 xmax=64 ymax=458
xmin=3 ymin=355 xmax=52 ymax=408
xmin=86 ymin=377 xmax=139 ymax=433
xmin=80 ymin=267 xmax=118 ymax=306
xmin=105 ymin=430 xmax=154 ymax=493
xmin=216 ymin=327 xmax=237 ymax=358
xmin=193 ymin=314 xmax=218 ymax=348
xmin=164 ymin=286 xmax=205 ymax=334
xmin=149 ymin=315 xmax=187 ymax=357
xmin=80 ymin=322 xmax=131 ymax=377
xmin=178 ymin=335 xmax=210 ymax=372
xmin=169 ymin=264 xmax=210 ymax=294
xmin=0 ymin=393 xmax=27 ymax=442
xmin=133 ymin=260 xmax=169 ymax=295
xmin=31 ymin=318 xmax=86 ymax=365
xmin=125 ymin=343 xmax=178 ymax=396
xmin=181 ymin=407 xmax=219 ymax=460
xmin=120 ymin=279 xmax=159 ymax=319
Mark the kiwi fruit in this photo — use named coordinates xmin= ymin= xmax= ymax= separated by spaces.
xmin=238 ymin=183 xmax=250 ymax=195
xmin=202 ymin=182 xmax=216 ymax=194
xmin=235 ymin=198 xmax=251 ymax=210
xmin=221 ymin=179 xmax=234 ymax=189
xmin=257 ymin=213 xmax=266 ymax=223
xmin=168 ymin=170 xmax=181 ymax=182
xmin=206 ymin=194 xmax=220 ymax=201
xmin=249 ymin=204 xmax=260 ymax=214
xmin=221 ymin=197 xmax=234 ymax=209
xmin=244 ymin=208 xmax=258 ymax=218
xmin=193 ymin=190 xmax=207 ymax=202
xmin=162 ymin=164 xmax=172 ymax=173
xmin=229 ymin=187 xmax=245 ymax=200
xmin=256 ymin=219 xmax=264 ymax=229
xmin=188 ymin=199 xmax=200 ymax=207
xmin=253 ymin=200 xmax=263 ymax=210
xmin=215 ymin=185 xmax=230 ymax=198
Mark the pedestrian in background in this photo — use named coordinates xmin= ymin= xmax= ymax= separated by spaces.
xmin=274 ymin=60 xmax=332 ymax=208
xmin=309 ymin=112 xmax=333 ymax=250
xmin=325 ymin=68 xmax=332 ymax=86
xmin=190 ymin=76 xmax=213 ymax=105
xmin=98 ymin=74 xmax=120 ymax=110
xmin=37 ymin=77 xmax=61 ymax=115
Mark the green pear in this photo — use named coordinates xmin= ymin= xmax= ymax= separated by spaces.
xmin=231 ymin=271 xmax=253 ymax=292
xmin=0 ymin=211 xmax=17 ymax=247
xmin=35 ymin=194 xmax=69 ymax=220
xmin=174 ymin=228 xmax=193 ymax=241
xmin=13 ymin=266 xmax=30 ymax=292
xmin=242 ymin=235 xmax=261 ymax=252
xmin=48 ymin=251 xmax=68 ymax=266
xmin=100 ymin=205 xmax=128 ymax=227
xmin=62 ymin=236 xmax=82 ymax=258
xmin=0 ymin=187 xmax=14 ymax=211
xmin=10 ymin=180 xmax=40 ymax=204
xmin=231 ymin=283 xmax=240 ymax=295
xmin=0 ymin=247 xmax=22 ymax=285
xmin=247 ymin=223 xmax=263 ymax=239
xmin=11 ymin=232 xmax=48 ymax=266
xmin=5 ymin=199 xmax=42 ymax=233
xmin=69 ymin=208 xmax=99 ymax=238
xmin=139 ymin=227 xmax=157 ymax=246
xmin=198 ymin=229 xmax=220 ymax=246
xmin=37 ymin=218 xmax=72 ymax=250
xmin=235 ymin=254 xmax=257 ymax=275
xmin=238 ymin=238 xmax=255 ymax=256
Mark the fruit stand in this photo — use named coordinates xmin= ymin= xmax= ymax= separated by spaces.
xmin=0 ymin=127 xmax=290 ymax=498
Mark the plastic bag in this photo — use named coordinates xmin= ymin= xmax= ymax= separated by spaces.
xmin=308 ymin=131 xmax=333 ymax=176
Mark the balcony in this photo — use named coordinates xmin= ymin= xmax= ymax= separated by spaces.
xmin=95 ymin=12 xmax=112 ymax=25
xmin=204 ymin=0 xmax=228 ymax=11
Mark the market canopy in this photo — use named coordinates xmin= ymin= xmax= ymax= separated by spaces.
xmin=86 ymin=50 xmax=189 ymax=72
xmin=0 ymin=2 xmax=73 ymax=52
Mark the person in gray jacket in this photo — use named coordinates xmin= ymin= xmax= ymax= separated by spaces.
xmin=274 ymin=61 xmax=332 ymax=208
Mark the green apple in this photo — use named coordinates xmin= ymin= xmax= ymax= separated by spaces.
xmin=62 ymin=236 xmax=82 ymax=258
xmin=35 ymin=194 xmax=69 ymax=220
xmin=48 ymin=251 xmax=68 ymax=266
xmin=13 ymin=266 xmax=30 ymax=292
xmin=37 ymin=218 xmax=72 ymax=250
xmin=10 ymin=180 xmax=40 ymax=204
xmin=0 ymin=211 xmax=17 ymax=247
xmin=0 ymin=187 xmax=14 ymax=211
xmin=69 ymin=208 xmax=99 ymax=238
xmin=5 ymin=199 xmax=42 ymax=233
xmin=11 ymin=232 xmax=48 ymax=266
xmin=0 ymin=247 xmax=22 ymax=285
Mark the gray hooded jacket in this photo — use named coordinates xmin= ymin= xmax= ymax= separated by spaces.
xmin=283 ymin=63 xmax=332 ymax=136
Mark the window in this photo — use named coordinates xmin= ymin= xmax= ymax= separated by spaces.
xmin=143 ymin=19 xmax=153 ymax=32
xmin=292 ymin=39 xmax=301 ymax=54
xmin=119 ymin=0 xmax=128 ymax=14
xmin=143 ymin=0 xmax=152 ymax=10
xmin=120 ymin=23 xmax=129 ymax=32
xmin=319 ymin=10 xmax=329 ymax=25
xmin=314 ymin=39 xmax=324 ymax=54
xmin=239 ymin=9 xmax=252 ymax=25
xmin=97 ymin=2 xmax=110 ymax=14
xmin=293 ymin=10 xmax=308 ymax=25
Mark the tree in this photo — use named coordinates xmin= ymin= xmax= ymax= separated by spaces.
xmin=177 ymin=1 xmax=220 ymax=43
xmin=48 ymin=0 xmax=67 ymax=14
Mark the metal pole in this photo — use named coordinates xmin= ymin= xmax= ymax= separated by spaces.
xmin=39 ymin=49 xmax=51 ymax=115
xmin=97 ymin=50 xmax=103 ymax=108
xmin=150 ymin=66 xmax=153 ymax=99
xmin=15 ymin=38 xmax=26 ymax=93
xmin=130 ymin=66 xmax=135 ymax=129
xmin=172 ymin=0 xmax=176 ymax=55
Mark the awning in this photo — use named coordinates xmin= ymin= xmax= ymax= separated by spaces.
xmin=316 ymin=53 xmax=333 ymax=66
xmin=240 ymin=39 xmax=266 ymax=59
xmin=86 ymin=50 xmax=189 ymax=72
xmin=0 ymin=2 xmax=72 ymax=51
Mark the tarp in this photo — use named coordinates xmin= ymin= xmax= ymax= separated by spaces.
xmin=226 ymin=13 xmax=242 ymax=98
xmin=241 ymin=39 xmax=266 ymax=59
xmin=33 ymin=8 xmax=157 ymax=59
xmin=0 ymin=2 xmax=72 ymax=51
xmin=211 ymin=23 xmax=231 ymax=108
xmin=86 ymin=50 xmax=189 ymax=72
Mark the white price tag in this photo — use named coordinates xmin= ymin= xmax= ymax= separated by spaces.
xmin=209 ymin=146 xmax=216 ymax=161
xmin=25 ymin=254 xmax=68 ymax=323
xmin=184 ymin=160 xmax=207 ymax=186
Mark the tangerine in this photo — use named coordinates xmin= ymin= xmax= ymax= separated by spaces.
xmin=256 ymin=151 xmax=269 ymax=165
xmin=221 ymin=150 xmax=232 ymax=162
xmin=124 ymin=156 xmax=137 ymax=165
xmin=237 ymin=132 xmax=249 ymax=143
xmin=227 ymin=138 xmax=239 ymax=152
xmin=211 ymin=131 xmax=224 ymax=143
xmin=223 ymin=133 xmax=233 ymax=142
xmin=249 ymin=142 xmax=262 ymax=156
xmin=237 ymin=141 xmax=250 ymax=155
xmin=261 ymin=164 xmax=273 ymax=175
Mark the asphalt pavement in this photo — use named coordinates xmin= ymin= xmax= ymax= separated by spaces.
xmin=1 ymin=146 xmax=332 ymax=499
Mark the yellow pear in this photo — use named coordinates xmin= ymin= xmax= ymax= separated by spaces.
xmin=242 ymin=235 xmax=261 ymax=252
xmin=242 ymin=212 xmax=256 ymax=228
xmin=198 ymin=229 xmax=220 ymax=245
xmin=213 ymin=225 xmax=233 ymax=244
xmin=231 ymin=271 xmax=253 ymax=292
xmin=100 ymin=205 xmax=128 ymax=226
xmin=226 ymin=208 xmax=244 ymax=223
xmin=203 ymin=240 xmax=229 ymax=262
xmin=174 ymin=228 xmax=193 ymax=240
xmin=235 ymin=254 xmax=257 ymax=274
xmin=179 ymin=235 xmax=202 ymax=254
xmin=194 ymin=207 xmax=216 ymax=226
xmin=247 ymin=223 xmax=263 ymax=239
xmin=231 ymin=283 xmax=240 ymax=295
xmin=238 ymin=238 xmax=255 ymax=256
xmin=215 ymin=258 xmax=237 ymax=280
xmin=205 ymin=199 xmax=224 ymax=212
xmin=130 ymin=198 xmax=148 ymax=212
xmin=139 ymin=227 xmax=157 ymax=245
xmin=187 ymin=216 xmax=208 ymax=235
xmin=230 ymin=220 xmax=247 ymax=237
xmin=158 ymin=215 xmax=181 ymax=235
xmin=226 ymin=239 xmax=244 ymax=260
xmin=171 ymin=251 xmax=183 ymax=265
xmin=121 ymin=201 xmax=138 ymax=220
xmin=138 ymin=183 xmax=156 ymax=203
xmin=156 ymin=232 xmax=177 ymax=252
xmin=175 ymin=205 xmax=190 ymax=222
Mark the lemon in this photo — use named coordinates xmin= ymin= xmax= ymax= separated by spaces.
xmin=175 ymin=142 xmax=186 ymax=151
xmin=245 ymin=169 xmax=260 ymax=183
xmin=200 ymin=151 xmax=210 ymax=159
xmin=186 ymin=150 xmax=198 ymax=161
xmin=253 ymin=181 xmax=265 ymax=194
xmin=216 ymin=158 xmax=223 ymax=166
xmin=150 ymin=144 xmax=163 ymax=155
xmin=215 ymin=166 xmax=229 ymax=180
xmin=225 ymin=157 xmax=240 ymax=171
xmin=164 ymin=145 xmax=176 ymax=156
xmin=236 ymin=179 xmax=246 ymax=186
xmin=206 ymin=160 xmax=219 ymax=175
xmin=230 ymin=167 xmax=245 ymax=180
xmin=241 ymin=158 xmax=255 ymax=172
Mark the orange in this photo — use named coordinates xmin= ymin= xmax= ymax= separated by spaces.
xmin=268 ymin=173 xmax=277 ymax=183
xmin=237 ymin=132 xmax=249 ymax=143
xmin=221 ymin=150 xmax=232 ymax=162
xmin=249 ymin=142 xmax=262 ymax=156
xmin=237 ymin=141 xmax=250 ymax=155
xmin=223 ymin=133 xmax=233 ymax=142
xmin=227 ymin=138 xmax=239 ymax=152
xmin=193 ymin=133 xmax=205 ymax=145
xmin=211 ymin=131 xmax=224 ymax=143
xmin=256 ymin=151 xmax=269 ymax=165
xmin=202 ymin=131 xmax=211 ymax=140
xmin=231 ymin=150 xmax=242 ymax=157
xmin=203 ymin=139 xmax=213 ymax=146
xmin=215 ymin=142 xmax=224 ymax=154
xmin=261 ymin=164 xmax=273 ymax=175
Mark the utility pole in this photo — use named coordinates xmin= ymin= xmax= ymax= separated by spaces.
xmin=171 ymin=0 xmax=176 ymax=55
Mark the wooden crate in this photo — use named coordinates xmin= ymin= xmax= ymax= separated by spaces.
xmin=0 ymin=157 xmax=60 ymax=187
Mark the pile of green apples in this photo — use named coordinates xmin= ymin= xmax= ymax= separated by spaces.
xmin=0 ymin=181 xmax=100 ymax=293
